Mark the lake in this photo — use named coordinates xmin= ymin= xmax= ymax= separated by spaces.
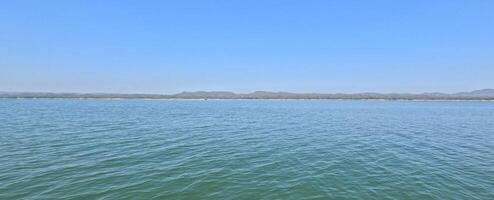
xmin=1 ymin=99 xmax=493 ymax=199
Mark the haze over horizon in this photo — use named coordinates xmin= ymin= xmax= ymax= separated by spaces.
xmin=1 ymin=1 xmax=493 ymax=94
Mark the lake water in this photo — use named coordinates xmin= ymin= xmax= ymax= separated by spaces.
xmin=1 ymin=99 xmax=493 ymax=199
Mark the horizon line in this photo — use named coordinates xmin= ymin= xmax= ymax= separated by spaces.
xmin=1 ymin=88 xmax=493 ymax=96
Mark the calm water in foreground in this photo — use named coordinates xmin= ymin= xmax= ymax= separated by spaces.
xmin=0 ymin=99 xmax=493 ymax=199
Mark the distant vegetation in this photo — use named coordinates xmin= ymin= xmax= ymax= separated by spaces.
xmin=1 ymin=89 xmax=494 ymax=100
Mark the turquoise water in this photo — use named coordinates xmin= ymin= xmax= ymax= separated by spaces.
xmin=1 ymin=99 xmax=493 ymax=199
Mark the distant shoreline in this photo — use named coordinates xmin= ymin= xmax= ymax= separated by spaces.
xmin=1 ymin=89 xmax=494 ymax=101
xmin=2 ymin=97 xmax=494 ymax=101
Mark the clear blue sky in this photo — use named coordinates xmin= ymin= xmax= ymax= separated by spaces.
xmin=1 ymin=0 xmax=493 ymax=94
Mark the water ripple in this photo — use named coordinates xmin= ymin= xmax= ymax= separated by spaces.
xmin=1 ymin=99 xmax=493 ymax=199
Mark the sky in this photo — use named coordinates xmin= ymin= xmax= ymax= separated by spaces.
xmin=1 ymin=0 xmax=493 ymax=94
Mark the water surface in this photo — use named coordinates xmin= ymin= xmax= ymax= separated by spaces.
xmin=1 ymin=99 xmax=493 ymax=199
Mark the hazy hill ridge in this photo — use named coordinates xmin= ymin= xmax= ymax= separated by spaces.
xmin=1 ymin=89 xmax=494 ymax=100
